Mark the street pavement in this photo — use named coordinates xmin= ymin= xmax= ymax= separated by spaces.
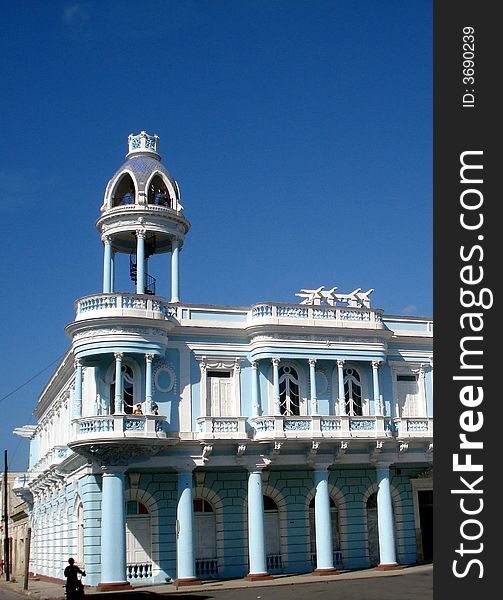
xmin=0 ymin=563 xmax=432 ymax=600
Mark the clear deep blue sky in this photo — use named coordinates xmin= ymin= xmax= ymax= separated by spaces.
xmin=1 ymin=0 xmax=432 ymax=470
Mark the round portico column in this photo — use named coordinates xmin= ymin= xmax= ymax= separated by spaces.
xmin=309 ymin=359 xmax=318 ymax=415
xmin=171 ymin=239 xmax=180 ymax=303
xmin=272 ymin=358 xmax=281 ymax=415
xmin=372 ymin=361 xmax=382 ymax=415
xmin=251 ymin=361 xmax=260 ymax=417
xmin=145 ymin=354 xmax=154 ymax=412
xmin=176 ymin=469 xmax=199 ymax=585
xmin=313 ymin=468 xmax=337 ymax=574
xmin=375 ymin=464 xmax=399 ymax=569
xmin=245 ymin=468 xmax=272 ymax=580
xmin=136 ymin=230 xmax=146 ymax=294
xmin=337 ymin=360 xmax=346 ymax=415
xmin=74 ymin=358 xmax=83 ymax=418
xmin=98 ymin=468 xmax=131 ymax=590
xmin=114 ymin=352 xmax=124 ymax=414
xmin=102 ymin=236 xmax=113 ymax=293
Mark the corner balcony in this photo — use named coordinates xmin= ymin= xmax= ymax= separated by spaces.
xmin=251 ymin=415 xmax=394 ymax=440
xmin=68 ymin=415 xmax=176 ymax=462
xmin=74 ymin=293 xmax=177 ymax=321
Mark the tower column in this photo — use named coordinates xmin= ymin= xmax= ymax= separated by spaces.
xmin=136 ymin=230 xmax=146 ymax=294
xmin=98 ymin=468 xmax=130 ymax=590
xmin=176 ymin=469 xmax=199 ymax=585
xmin=171 ymin=239 xmax=180 ymax=303
xmin=102 ymin=236 xmax=113 ymax=293
xmin=272 ymin=358 xmax=281 ymax=415
xmin=145 ymin=353 xmax=154 ymax=412
xmin=337 ymin=360 xmax=346 ymax=415
xmin=313 ymin=468 xmax=337 ymax=574
xmin=114 ymin=352 xmax=124 ymax=414
xmin=309 ymin=359 xmax=318 ymax=415
xmin=245 ymin=469 xmax=271 ymax=580
xmin=372 ymin=360 xmax=382 ymax=415
xmin=376 ymin=464 xmax=399 ymax=569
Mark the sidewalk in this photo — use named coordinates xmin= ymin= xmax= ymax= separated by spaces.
xmin=0 ymin=563 xmax=432 ymax=599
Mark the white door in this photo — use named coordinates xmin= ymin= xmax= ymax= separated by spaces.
xmin=126 ymin=516 xmax=151 ymax=564
xmin=210 ymin=376 xmax=233 ymax=416
xmin=397 ymin=377 xmax=420 ymax=416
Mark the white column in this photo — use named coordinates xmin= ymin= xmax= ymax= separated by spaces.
xmin=309 ymin=359 xmax=318 ymax=415
xmin=337 ymin=360 xmax=346 ymax=415
xmin=372 ymin=361 xmax=382 ymax=415
xmin=199 ymin=359 xmax=207 ymax=417
xmin=171 ymin=238 xmax=180 ymax=303
xmin=114 ymin=352 xmax=124 ymax=414
xmin=145 ymin=353 xmax=154 ymax=412
xmin=234 ymin=359 xmax=242 ymax=416
xmin=272 ymin=358 xmax=281 ymax=415
xmin=74 ymin=358 xmax=83 ymax=418
xmin=245 ymin=468 xmax=271 ymax=580
xmin=376 ymin=464 xmax=398 ymax=567
xmin=313 ymin=468 xmax=337 ymax=573
xmin=102 ymin=236 xmax=113 ymax=293
xmin=136 ymin=230 xmax=146 ymax=294
xmin=251 ymin=361 xmax=260 ymax=417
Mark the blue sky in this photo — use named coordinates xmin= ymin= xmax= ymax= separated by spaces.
xmin=0 ymin=0 xmax=432 ymax=470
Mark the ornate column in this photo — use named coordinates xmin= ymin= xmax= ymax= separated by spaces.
xmin=272 ymin=358 xmax=281 ymax=415
xmin=199 ymin=359 xmax=207 ymax=417
xmin=234 ymin=359 xmax=242 ymax=416
xmin=171 ymin=238 xmax=180 ymax=303
xmin=337 ymin=360 xmax=346 ymax=415
xmin=114 ymin=352 xmax=124 ymax=414
xmin=313 ymin=468 xmax=337 ymax=574
xmin=245 ymin=468 xmax=272 ymax=580
xmin=102 ymin=236 xmax=113 ymax=293
xmin=176 ymin=469 xmax=199 ymax=584
xmin=309 ymin=359 xmax=318 ymax=416
xmin=251 ymin=361 xmax=260 ymax=417
xmin=136 ymin=229 xmax=146 ymax=294
xmin=98 ymin=468 xmax=130 ymax=590
xmin=375 ymin=464 xmax=399 ymax=569
xmin=145 ymin=354 xmax=154 ymax=412
xmin=372 ymin=361 xmax=382 ymax=415
xmin=74 ymin=358 xmax=83 ymax=418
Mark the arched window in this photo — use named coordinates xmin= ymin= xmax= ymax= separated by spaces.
xmin=344 ymin=367 xmax=363 ymax=416
xmin=110 ymin=364 xmax=136 ymax=414
xmin=75 ymin=502 xmax=84 ymax=566
xmin=147 ymin=174 xmax=170 ymax=207
xmin=309 ymin=497 xmax=341 ymax=566
xmin=366 ymin=492 xmax=380 ymax=566
xmin=193 ymin=499 xmax=218 ymax=578
xmin=112 ymin=174 xmax=136 ymax=206
xmin=279 ymin=366 xmax=300 ymax=416
xmin=126 ymin=501 xmax=152 ymax=581
xmin=263 ymin=496 xmax=282 ymax=570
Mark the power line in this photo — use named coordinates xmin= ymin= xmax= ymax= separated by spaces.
xmin=0 ymin=354 xmax=64 ymax=404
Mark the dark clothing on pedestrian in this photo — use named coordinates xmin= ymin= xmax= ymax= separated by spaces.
xmin=64 ymin=562 xmax=85 ymax=598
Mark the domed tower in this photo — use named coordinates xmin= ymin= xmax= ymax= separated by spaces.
xmin=97 ymin=131 xmax=190 ymax=302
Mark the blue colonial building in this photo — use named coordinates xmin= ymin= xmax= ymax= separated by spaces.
xmin=14 ymin=132 xmax=433 ymax=590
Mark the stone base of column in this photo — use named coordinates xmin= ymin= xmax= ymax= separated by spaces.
xmin=174 ymin=578 xmax=202 ymax=586
xmin=96 ymin=581 xmax=132 ymax=591
xmin=244 ymin=572 xmax=274 ymax=581
xmin=312 ymin=568 xmax=339 ymax=576
xmin=375 ymin=563 xmax=402 ymax=571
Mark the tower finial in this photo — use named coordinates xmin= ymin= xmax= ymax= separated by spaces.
xmin=126 ymin=131 xmax=160 ymax=159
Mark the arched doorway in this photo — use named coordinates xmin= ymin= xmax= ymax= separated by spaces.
xmin=193 ymin=498 xmax=218 ymax=579
xmin=263 ymin=496 xmax=282 ymax=571
xmin=366 ymin=492 xmax=380 ymax=566
xmin=126 ymin=501 xmax=152 ymax=581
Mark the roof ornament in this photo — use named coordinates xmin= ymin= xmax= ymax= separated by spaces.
xmin=295 ymin=286 xmax=374 ymax=307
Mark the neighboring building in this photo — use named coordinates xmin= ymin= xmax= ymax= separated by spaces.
xmin=14 ymin=132 xmax=433 ymax=589
xmin=1 ymin=471 xmax=30 ymax=579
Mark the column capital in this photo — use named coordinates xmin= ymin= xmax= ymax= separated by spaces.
xmin=308 ymin=358 xmax=317 ymax=368
xmin=372 ymin=360 xmax=382 ymax=369
xmin=114 ymin=352 xmax=124 ymax=361
xmin=251 ymin=360 xmax=258 ymax=369
xmin=102 ymin=234 xmax=113 ymax=245
xmin=271 ymin=357 xmax=280 ymax=367
xmin=136 ymin=228 xmax=147 ymax=239
xmin=336 ymin=359 xmax=345 ymax=368
xmin=74 ymin=357 xmax=83 ymax=369
xmin=145 ymin=353 xmax=155 ymax=363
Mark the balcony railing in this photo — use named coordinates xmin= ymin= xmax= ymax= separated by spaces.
xmin=75 ymin=293 xmax=177 ymax=321
xmin=196 ymin=416 xmax=249 ymax=440
xmin=251 ymin=415 xmax=394 ymax=440
xmin=248 ymin=302 xmax=384 ymax=329
xmin=72 ymin=414 xmax=169 ymax=441
xmin=394 ymin=417 xmax=433 ymax=438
